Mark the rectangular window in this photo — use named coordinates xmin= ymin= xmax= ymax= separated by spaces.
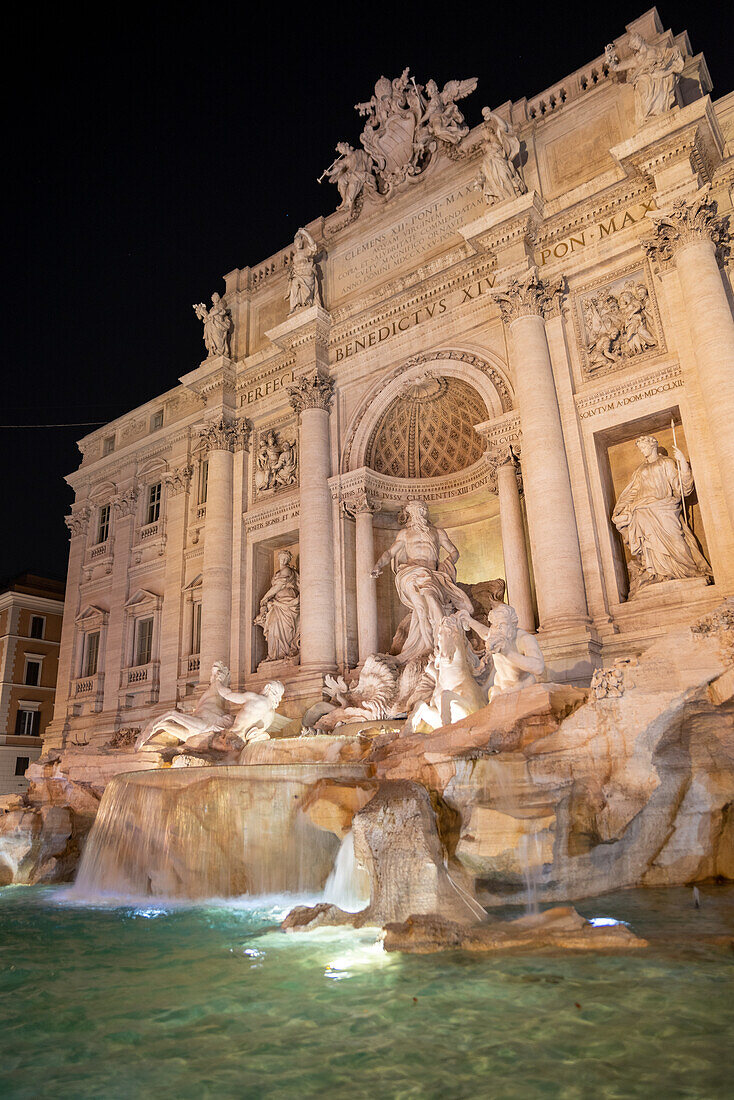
xmin=199 ymin=460 xmax=208 ymax=504
xmin=30 ymin=615 xmax=45 ymax=639
xmin=84 ymin=631 xmax=100 ymax=677
xmin=103 ymin=436 xmax=115 ymax=455
xmin=15 ymin=710 xmax=40 ymax=736
xmin=15 ymin=757 xmax=30 ymax=777
xmin=97 ymin=503 xmax=110 ymax=544
xmin=151 ymin=409 xmax=164 ymax=432
xmin=24 ymin=659 xmax=41 ymax=686
xmin=146 ymin=482 xmax=162 ymax=525
xmin=134 ymin=617 xmax=153 ymax=667
xmin=192 ymin=602 xmax=202 ymax=654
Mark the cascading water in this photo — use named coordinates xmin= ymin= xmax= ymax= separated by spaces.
xmin=72 ymin=763 xmax=368 ymax=901
xmin=322 ymin=830 xmax=371 ymax=912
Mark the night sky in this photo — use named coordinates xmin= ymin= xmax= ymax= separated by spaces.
xmin=3 ymin=3 xmax=730 ymax=586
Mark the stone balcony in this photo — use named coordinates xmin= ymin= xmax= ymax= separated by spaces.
xmin=69 ymin=672 xmax=105 ymax=714
xmin=119 ymin=661 xmax=160 ymax=707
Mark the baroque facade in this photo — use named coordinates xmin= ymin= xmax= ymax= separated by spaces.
xmin=48 ymin=10 xmax=734 ymax=749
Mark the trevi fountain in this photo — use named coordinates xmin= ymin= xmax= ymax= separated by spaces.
xmin=1 ymin=9 xmax=733 ymax=1098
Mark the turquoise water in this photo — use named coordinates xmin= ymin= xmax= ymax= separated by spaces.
xmin=0 ymin=886 xmax=732 ymax=1099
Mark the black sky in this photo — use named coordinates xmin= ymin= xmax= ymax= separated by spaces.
xmin=2 ymin=2 xmax=730 ymax=585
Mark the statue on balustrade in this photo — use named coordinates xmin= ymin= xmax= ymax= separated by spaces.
xmin=254 ymin=550 xmax=300 ymax=662
xmin=606 ymin=33 xmax=683 ymax=125
xmin=371 ymin=499 xmax=474 ymax=664
xmin=469 ymin=108 xmax=527 ymax=206
xmin=192 ymin=292 xmax=232 ymax=358
xmin=287 ymin=228 xmax=322 ymax=313
xmin=254 ymin=430 xmax=298 ymax=493
xmin=135 ymin=662 xmax=288 ymax=756
xmin=612 ymin=435 xmax=712 ymax=596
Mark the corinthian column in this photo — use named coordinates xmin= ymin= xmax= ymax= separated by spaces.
xmin=494 ymin=270 xmax=588 ymax=629
xmin=51 ymin=506 xmax=92 ymax=734
xmin=352 ymin=492 xmax=379 ymax=661
xmin=159 ymin=463 xmax=193 ymax=701
xmin=199 ymin=419 xmax=248 ymax=678
xmin=490 ymin=448 xmax=535 ymax=633
xmin=288 ymin=369 xmax=337 ymax=672
xmin=645 ymin=187 xmax=734 ymax=528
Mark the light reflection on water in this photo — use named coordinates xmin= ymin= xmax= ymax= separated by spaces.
xmin=0 ymin=884 xmax=732 ymax=1100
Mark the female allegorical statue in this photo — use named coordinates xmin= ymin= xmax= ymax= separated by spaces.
xmin=606 ymin=33 xmax=683 ymax=126
xmin=612 ymin=435 xmax=712 ymax=596
xmin=254 ymin=550 xmax=300 ymax=661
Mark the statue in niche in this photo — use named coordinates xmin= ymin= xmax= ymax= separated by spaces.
xmin=612 ymin=435 xmax=712 ymax=596
xmin=192 ymin=293 xmax=232 ymax=358
xmin=470 ymin=108 xmax=527 ymax=206
xmin=287 ymin=229 xmax=322 ymax=314
xmin=254 ymin=430 xmax=298 ymax=493
xmin=459 ymin=603 xmax=545 ymax=700
xmin=254 ymin=550 xmax=300 ymax=662
xmin=320 ymin=142 xmax=376 ymax=212
xmin=606 ymin=33 xmax=683 ymax=126
xmin=371 ymin=499 xmax=474 ymax=664
xmin=135 ymin=662 xmax=288 ymax=754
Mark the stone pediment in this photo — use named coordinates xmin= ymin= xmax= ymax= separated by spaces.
xmin=75 ymin=604 xmax=109 ymax=627
xmin=124 ymin=588 xmax=163 ymax=612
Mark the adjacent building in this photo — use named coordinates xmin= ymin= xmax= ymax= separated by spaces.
xmin=46 ymin=10 xmax=734 ymax=754
xmin=0 ymin=574 xmax=65 ymax=792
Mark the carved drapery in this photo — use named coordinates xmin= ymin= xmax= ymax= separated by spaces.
xmin=643 ymin=187 xmax=729 ymax=266
xmin=493 ymin=267 xmax=565 ymax=324
xmin=198 ymin=418 xmax=251 ymax=454
xmin=287 ymin=369 xmax=335 ymax=415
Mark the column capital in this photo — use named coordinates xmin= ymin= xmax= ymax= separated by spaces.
xmin=288 ymin=369 xmax=335 ymax=415
xmin=164 ymin=463 xmax=194 ymax=496
xmin=643 ymin=185 xmax=729 ymax=266
xmin=342 ymin=489 xmax=380 ymax=518
xmin=493 ymin=266 xmax=565 ymax=324
xmin=64 ymin=505 xmax=91 ymax=539
xmin=111 ymin=486 xmax=139 ymax=517
xmin=486 ymin=444 xmax=523 ymax=494
xmin=198 ymin=417 xmax=251 ymax=454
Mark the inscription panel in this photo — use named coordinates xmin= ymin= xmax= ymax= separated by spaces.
xmin=329 ymin=183 xmax=483 ymax=299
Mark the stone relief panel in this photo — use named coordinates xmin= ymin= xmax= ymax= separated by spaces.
xmin=252 ymin=425 xmax=299 ymax=501
xmin=573 ymin=266 xmax=664 ymax=381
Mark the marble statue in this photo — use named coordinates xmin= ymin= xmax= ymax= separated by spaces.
xmin=420 ymin=78 xmax=478 ymax=145
xmin=473 ymin=108 xmax=527 ymax=206
xmin=135 ymin=662 xmax=287 ymax=751
xmin=192 ymin=293 xmax=232 ymax=358
xmin=315 ymin=655 xmax=398 ymax=732
xmin=254 ymin=550 xmax=300 ymax=662
xmin=254 ymin=430 xmax=298 ymax=493
xmin=409 ymin=615 xmax=487 ymax=732
xmin=618 ymin=284 xmax=656 ymax=356
xmin=606 ymin=33 xmax=683 ymax=125
xmin=321 ymin=142 xmax=376 ymax=212
xmin=583 ymin=282 xmax=656 ymax=371
xmin=459 ymin=603 xmax=545 ymax=700
xmin=612 ymin=435 xmax=712 ymax=595
xmin=229 ymin=681 xmax=286 ymax=744
xmin=371 ymin=499 xmax=474 ymax=663
xmin=287 ymin=229 xmax=322 ymax=313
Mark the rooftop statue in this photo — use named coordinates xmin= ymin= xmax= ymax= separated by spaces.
xmin=606 ymin=33 xmax=683 ymax=126
xmin=470 ymin=108 xmax=527 ymax=206
xmin=320 ymin=69 xmax=477 ymax=209
xmin=371 ymin=499 xmax=474 ymax=663
xmin=612 ymin=434 xmax=712 ymax=596
xmin=192 ymin=292 xmax=232 ymax=358
xmin=286 ymin=228 xmax=322 ymax=314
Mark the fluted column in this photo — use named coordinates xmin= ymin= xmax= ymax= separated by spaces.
xmin=158 ymin=463 xmax=193 ymax=701
xmin=645 ymin=188 xmax=734 ymax=528
xmin=352 ymin=493 xmax=379 ymax=661
xmin=289 ymin=370 xmax=337 ymax=672
xmin=199 ymin=419 xmax=248 ymax=679
xmin=103 ymin=487 xmax=139 ymax=712
xmin=494 ymin=269 xmax=588 ymax=629
xmin=491 ymin=449 xmax=535 ymax=633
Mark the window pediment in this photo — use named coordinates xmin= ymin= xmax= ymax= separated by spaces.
xmin=75 ymin=604 xmax=109 ymax=628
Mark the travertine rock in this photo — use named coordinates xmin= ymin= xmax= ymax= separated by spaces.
xmin=300 ymin=778 xmax=378 ymax=838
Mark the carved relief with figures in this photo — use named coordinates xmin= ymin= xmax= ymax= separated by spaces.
xmin=574 ymin=268 xmax=663 ymax=380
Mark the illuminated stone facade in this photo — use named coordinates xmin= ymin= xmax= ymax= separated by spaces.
xmin=48 ymin=10 xmax=734 ymax=749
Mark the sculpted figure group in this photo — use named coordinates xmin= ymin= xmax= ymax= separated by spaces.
xmin=254 ymin=430 xmax=298 ymax=494
xmin=606 ymin=32 xmax=683 ymax=126
xmin=583 ymin=282 xmax=657 ymax=373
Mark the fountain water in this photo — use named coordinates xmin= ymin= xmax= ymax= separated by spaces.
xmin=322 ymin=830 xmax=371 ymax=912
xmin=72 ymin=763 xmax=368 ymax=901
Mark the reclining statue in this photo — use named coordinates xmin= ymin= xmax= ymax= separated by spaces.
xmin=459 ymin=603 xmax=545 ymax=699
xmin=135 ymin=662 xmax=287 ymax=754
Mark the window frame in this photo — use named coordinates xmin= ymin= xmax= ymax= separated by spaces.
xmin=15 ymin=756 xmax=30 ymax=777
xmin=150 ymin=409 xmax=164 ymax=432
xmin=83 ymin=630 xmax=100 ymax=677
xmin=146 ymin=482 xmax=162 ymax=525
xmin=24 ymin=657 xmax=42 ymax=686
xmin=29 ymin=615 xmax=45 ymax=640
xmin=15 ymin=708 xmax=40 ymax=736
xmin=134 ymin=616 xmax=154 ymax=667
xmin=103 ymin=435 xmax=115 ymax=456
xmin=97 ymin=503 xmax=111 ymax=544
xmin=198 ymin=459 xmax=209 ymax=505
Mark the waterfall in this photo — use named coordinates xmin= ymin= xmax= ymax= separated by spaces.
xmin=71 ymin=763 xmax=367 ymax=902
xmin=323 ymin=830 xmax=371 ymax=913
xmin=518 ymin=831 xmax=543 ymax=915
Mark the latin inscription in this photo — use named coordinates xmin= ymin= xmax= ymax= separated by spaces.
xmin=241 ymin=368 xmax=295 ymax=407
xmin=537 ymin=200 xmax=657 ymax=267
xmin=578 ymin=376 xmax=683 ymax=420
xmin=332 ymin=184 xmax=484 ymax=297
